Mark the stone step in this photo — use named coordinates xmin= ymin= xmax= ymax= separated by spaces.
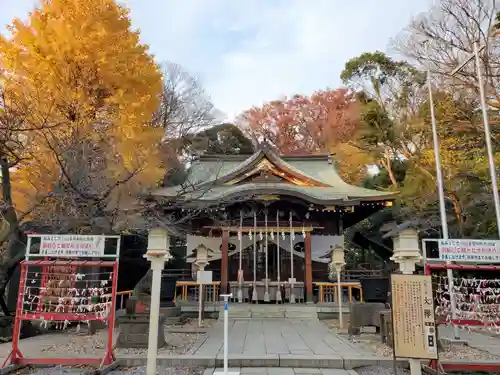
xmin=218 ymin=305 xmax=319 ymax=320
xmin=251 ymin=313 xmax=285 ymax=318
xmin=285 ymin=312 xmax=317 ymax=317
xmin=118 ymin=353 xmax=397 ymax=369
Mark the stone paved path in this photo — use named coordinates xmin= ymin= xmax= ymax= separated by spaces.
xmin=205 ymin=368 xmax=358 ymax=375
xmin=191 ymin=320 xmax=367 ymax=357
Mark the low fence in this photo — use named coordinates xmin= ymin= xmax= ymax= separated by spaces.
xmin=116 ymin=280 xmax=364 ymax=305
xmin=315 ymin=282 xmax=363 ymax=304
xmin=174 ymin=281 xmax=221 ymax=303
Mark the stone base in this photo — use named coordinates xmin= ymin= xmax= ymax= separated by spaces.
xmin=115 ymin=314 xmax=166 ymax=349
xmin=348 ymin=302 xmax=386 ymax=335
xmin=161 ymin=306 xmax=181 ymax=317
xmin=161 ymin=306 xmax=186 ymax=325
xmin=440 ymin=337 xmax=469 ymax=348
xmin=380 ymin=310 xmax=392 ymax=346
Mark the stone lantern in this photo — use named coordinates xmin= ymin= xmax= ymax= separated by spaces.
xmin=194 ymin=244 xmax=210 ymax=270
xmin=144 ymin=228 xmax=172 ymax=375
xmin=330 ymin=244 xmax=346 ymax=328
xmin=331 ymin=244 xmax=346 ymax=269
xmin=389 ymin=227 xmax=422 ymax=274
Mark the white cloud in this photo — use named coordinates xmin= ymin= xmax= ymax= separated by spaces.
xmin=204 ymin=0 xmax=432 ymax=120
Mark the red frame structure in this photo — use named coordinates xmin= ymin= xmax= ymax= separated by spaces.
xmin=2 ymin=259 xmax=119 ymax=368
xmin=425 ymin=263 xmax=500 ymax=372
xmin=425 ymin=263 xmax=500 ymax=327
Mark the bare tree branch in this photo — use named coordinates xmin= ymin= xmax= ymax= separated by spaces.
xmin=154 ymin=62 xmax=217 ymax=144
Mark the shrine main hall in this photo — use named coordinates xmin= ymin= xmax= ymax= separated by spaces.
xmin=148 ymin=144 xmax=396 ymax=303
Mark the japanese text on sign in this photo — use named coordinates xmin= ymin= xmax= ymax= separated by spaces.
xmin=438 ymin=239 xmax=500 ymax=262
xmin=39 ymin=235 xmax=105 ymax=257
xmin=391 ymin=274 xmax=438 ymax=360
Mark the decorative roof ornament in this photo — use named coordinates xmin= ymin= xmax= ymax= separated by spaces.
xmin=259 ymin=231 xmax=263 ymax=241
xmin=248 ymin=231 xmax=253 ymax=240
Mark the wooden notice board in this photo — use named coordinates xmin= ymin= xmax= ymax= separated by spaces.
xmin=391 ymin=274 xmax=438 ymax=360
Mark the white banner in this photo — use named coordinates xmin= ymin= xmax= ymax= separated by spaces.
xmin=39 ymin=235 xmax=106 ymax=257
xmin=438 ymin=239 xmax=500 ymax=263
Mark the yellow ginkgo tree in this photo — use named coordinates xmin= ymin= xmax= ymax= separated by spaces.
xmin=0 ymin=0 xmax=164 ymax=231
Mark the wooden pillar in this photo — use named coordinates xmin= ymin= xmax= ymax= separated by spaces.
xmin=304 ymin=231 xmax=313 ymax=303
xmin=221 ymin=230 xmax=229 ymax=295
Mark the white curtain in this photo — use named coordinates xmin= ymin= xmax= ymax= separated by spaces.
xmin=186 ymin=234 xmax=343 ymax=263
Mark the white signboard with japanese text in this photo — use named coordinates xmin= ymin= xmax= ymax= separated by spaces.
xmin=438 ymin=239 xmax=500 ymax=263
xmin=39 ymin=235 xmax=106 ymax=258
xmin=391 ymin=274 xmax=438 ymax=360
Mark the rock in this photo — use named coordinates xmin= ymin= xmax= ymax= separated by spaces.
xmin=115 ymin=314 xmax=166 ymax=349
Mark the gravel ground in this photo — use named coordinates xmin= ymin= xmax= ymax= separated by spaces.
xmin=348 ymin=332 xmax=500 ymax=360
xmin=38 ymin=330 xmax=109 ymax=355
xmin=115 ymin=331 xmax=204 ymax=356
xmin=16 ymin=365 xmax=98 ymax=374
xmin=116 ymin=319 xmax=215 ymax=356
xmin=19 ymin=366 xmax=205 ymax=375
xmin=322 ymin=319 xmax=500 ymax=361
xmin=355 ymin=365 xmax=410 ymax=375
xmin=107 ymin=366 xmax=205 ymax=375
xmin=36 ymin=319 xmax=216 ymax=357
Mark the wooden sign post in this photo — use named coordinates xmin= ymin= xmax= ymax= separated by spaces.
xmin=391 ymin=274 xmax=438 ymax=375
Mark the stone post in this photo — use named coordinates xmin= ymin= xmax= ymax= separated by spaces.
xmin=195 ymin=245 xmax=209 ymax=327
xmin=331 ymin=245 xmax=346 ymax=328
xmin=221 ymin=230 xmax=229 ymax=294
xmin=145 ymin=228 xmax=172 ymax=375
xmin=390 ymin=228 xmax=423 ymax=375
xmin=304 ymin=231 xmax=313 ymax=303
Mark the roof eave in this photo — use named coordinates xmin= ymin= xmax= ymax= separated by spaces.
xmin=153 ymin=191 xmax=396 ymax=209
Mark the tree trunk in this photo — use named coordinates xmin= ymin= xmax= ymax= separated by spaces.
xmin=380 ymin=148 xmax=398 ymax=188
xmin=0 ymin=154 xmax=23 ymax=315
xmin=448 ymin=192 xmax=464 ymax=237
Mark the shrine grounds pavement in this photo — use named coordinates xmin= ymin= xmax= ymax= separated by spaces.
xmin=119 ymin=319 xmax=393 ymax=369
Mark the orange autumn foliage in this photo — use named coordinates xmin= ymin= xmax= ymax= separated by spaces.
xmin=239 ymin=89 xmax=372 ymax=184
xmin=0 ymin=0 xmax=164 ymax=216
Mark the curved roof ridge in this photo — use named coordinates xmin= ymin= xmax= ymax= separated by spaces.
xmin=260 ymin=147 xmax=331 ymax=186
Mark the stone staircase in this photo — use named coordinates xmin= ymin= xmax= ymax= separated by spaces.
xmin=219 ymin=304 xmax=318 ymax=320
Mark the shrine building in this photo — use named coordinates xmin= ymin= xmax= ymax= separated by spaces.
xmin=148 ymin=143 xmax=396 ymax=303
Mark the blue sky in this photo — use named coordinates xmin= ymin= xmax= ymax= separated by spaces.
xmin=0 ymin=0 xmax=431 ymax=120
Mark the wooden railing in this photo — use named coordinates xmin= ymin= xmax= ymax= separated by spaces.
xmin=314 ymin=282 xmax=363 ymax=304
xmin=116 ymin=290 xmax=133 ymax=309
xmin=174 ymin=281 xmax=221 ymax=303
xmin=117 ymin=281 xmax=364 ymax=305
